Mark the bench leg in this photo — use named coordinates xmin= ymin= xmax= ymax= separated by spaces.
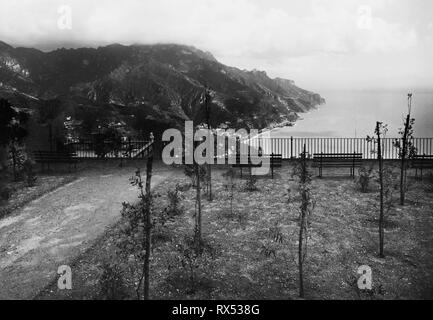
xmin=271 ymin=165 xmax=274 ymax=179
xmin=240 ymin=167 xmax=243 ymax=178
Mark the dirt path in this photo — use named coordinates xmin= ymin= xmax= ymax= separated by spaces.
xmin=0 ymin=165 xmax=169 ymax=300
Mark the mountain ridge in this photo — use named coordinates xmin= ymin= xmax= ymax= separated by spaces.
xmin=0 ymin=41 xmax=325 ymax=133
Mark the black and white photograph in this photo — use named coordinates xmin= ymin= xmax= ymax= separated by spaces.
xmin=0 ymin=0 xmax=433 ymax=306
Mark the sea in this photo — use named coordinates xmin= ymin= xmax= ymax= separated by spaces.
xmin=269 ymin=89 xmax=433 ymax=138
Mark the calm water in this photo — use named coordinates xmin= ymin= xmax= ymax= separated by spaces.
xmin=270 ymin=90 xmax=433 ymax=138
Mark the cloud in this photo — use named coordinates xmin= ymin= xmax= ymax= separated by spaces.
xmin=0 ymin=0 xmax=430 ymax=89
xmin=0 ymin=0 xmax=418 ymax=54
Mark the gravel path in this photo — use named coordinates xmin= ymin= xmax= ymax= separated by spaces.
xmin=0 ymin=165 xmax=169 ymax=300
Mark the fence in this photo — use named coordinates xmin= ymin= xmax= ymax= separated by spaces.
xmin=68 ymin=137 xmax=433 ymax=160
xmin=249 ymin=137 xmax=433 ymax=160
xmin=65 ymin=140 xmax=152 ymax=159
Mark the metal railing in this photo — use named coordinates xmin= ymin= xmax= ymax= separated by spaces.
xmin=65 ymin=140 xmax=153 ymax=159
xmin=249 ymin=137 xmax=433 ymax=159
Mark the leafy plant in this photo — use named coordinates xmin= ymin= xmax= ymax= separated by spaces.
xmin=163 ymin=185 xmax=184 ymax=218
xmin=167 ymin=235 xmax=217 ymax=295
xmin=367 ymin=121 xmax=388 ymax=258
xmin=222 ymin=167 xmax=236 ymax=216
xmin=0 ymin=184 xmax=13 ymax=202
xmin=393 ymin=94 xmax=417 ymax=205
xmin=8 ymin=142 xmax=27 ymax=182
xmin=22 ymin=159 xmax=37 ymax=187
xmin=116 ymin=155 xmax=154 ymax=299
xmin=97 ymin=262 xmax=128 ymax=300
xmin=260 ymin=221 xmax=285 ymax=259
xmin=184 ymin=164 xmax=207 ymax=188
xmin=290 ymin=145 xmax=315 ymax=298
xmin=244 ymin=173 xmax=258 ymax=192
xmin=356 ymin=164 xmax=374 ymax=193
xmin=380 ymin=165 xmax=399 ymax=223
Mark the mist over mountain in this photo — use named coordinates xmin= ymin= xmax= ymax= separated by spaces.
xmin=0 ymin=41 xmax=324 ymax=132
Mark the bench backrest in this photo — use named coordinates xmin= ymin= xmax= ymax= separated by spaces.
xmin=412 ymin=155 xmax=433 ymax=167
xmin=33 ymin=150 xmax=77 ymax=160
xmin=314 ymin=153 xmax=363 ymax=158
xmin=413 ymin=155 xmax=433 ymax=160
xmin=270 ymin=153 xmax=282 ymax=166
xmin=233 ymin=153 xmax=282 ymax=165
xmin=313 ymin=153 xmax=363 ymax=165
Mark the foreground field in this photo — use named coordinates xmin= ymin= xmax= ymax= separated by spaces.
xmin=38 ymin=162 xmax=433 ymax=300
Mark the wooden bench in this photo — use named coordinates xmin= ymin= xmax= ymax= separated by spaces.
xmin=269 ymin=153 xmax=282 ymax=178
xmin=232 ymin=153 xmax=282 ymax=178
xmin=412 ymin=155 xmax=433 ymax=179
xmin=313 ymin=153 xmax=362 ymax=178
xmin=33 ymin=150 xmax=78 ymax=172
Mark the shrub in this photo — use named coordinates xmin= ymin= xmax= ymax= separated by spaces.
xmin=8 ymin=144 xmax=26 ymax=181
xmin=97 ymin=262 xmax=128 ymax=300
xmin=0 ymin=184 xmax=13 ymax=202
xmin=184 ymin=164 xmax=207 ymax=188
xmin=244 ymin=174 xmax=258 ymax=192
xmin=164 ymin=185 xmax=184 ymax=218
xmin=166 ymin=235 xmax=217 ymax=295
xmin=356 ymin=164 xmax=374 ymax=193
xmin=22 ymin=159 xmax=37 ymax=187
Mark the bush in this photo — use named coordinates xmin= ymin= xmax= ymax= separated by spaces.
xmin=8 ymin=144 xmax=26 ymax=181
xmin=164 ymin=185 xmax=184 ymax=218
xmin=244 ymin=174 xmax=258 ymax=192
xmin=184 ymin=164 xmax=207 ymax=188
xmin=356 ymin=164 xmax=374 ymax=193
xmin=97 ymin=262 xmax=128 ymax=300
xmin=22 ymin=159 xmax=37 ymax=187
xmin=0 ymin=184 xmax=13 ymax=202
xmin=166 ymin=235 xmax=217 ymax=295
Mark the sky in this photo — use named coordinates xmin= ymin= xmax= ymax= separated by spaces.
xmin=1 ymin=0 xmax=432 ymax=92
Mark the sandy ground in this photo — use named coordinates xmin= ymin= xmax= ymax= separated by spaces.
xmin=0 ymin=161 xmax=169 ymax=300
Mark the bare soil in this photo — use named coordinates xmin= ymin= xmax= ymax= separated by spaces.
xmin=37 ymin=162 xmax=433 ymax=300
xmin=0 ymin=161 xmax=170 ymax=300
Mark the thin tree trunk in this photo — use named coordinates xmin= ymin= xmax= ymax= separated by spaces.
xmin=298 ymin=211 xmax=305 ymax=298
xmin=207 ymin=163 xmax=212 ymax=201
xmin=11 ymin=143 xmax=18 ymax=181
xmin=298 ymin=144 xmax=307 ymax=298
xmin=376 ymin=122 xmax=384 ymax=258
xmin=143 ymin=150 xmax=153 ymax=300
xmin=195 ymin=162 xmax=202 ymax=252
xmin=206 ymin=93 xmax=212 ymax=201
xmin=400 ymin=114 xmax=410 ymax=205
xmin=49 ymin=123 xmax=53 ymax=151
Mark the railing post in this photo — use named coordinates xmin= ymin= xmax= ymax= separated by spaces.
xmin=290 ymin=136 xmax=293 ymax=159
xmin=128 ymin=137 xmax=132 ymax=159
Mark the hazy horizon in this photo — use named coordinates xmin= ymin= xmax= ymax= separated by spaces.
xmin=1 ymin=0 xmax=433 ymax=92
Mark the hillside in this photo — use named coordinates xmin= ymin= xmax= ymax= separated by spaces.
xmin=0 ymin=41 xmax=325 ymax=133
